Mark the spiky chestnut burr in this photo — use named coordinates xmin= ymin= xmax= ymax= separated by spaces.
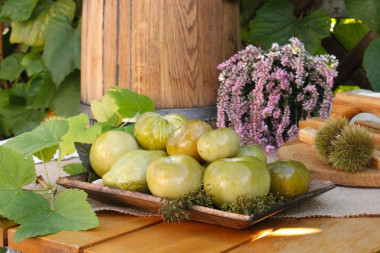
xmin=329 ymin=125 xmax=375 ymax=173
xmin=314 ymin=117 xmax=349 ymax=162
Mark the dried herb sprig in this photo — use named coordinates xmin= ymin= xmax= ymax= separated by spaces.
xmin=158 ymin=188 xmax=214 ymax=223
xmin=220 ymin=193 xmax=284 ymax=216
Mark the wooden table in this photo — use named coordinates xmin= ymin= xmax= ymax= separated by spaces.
xmin=2 ymin=212 xmax=380 ymax=252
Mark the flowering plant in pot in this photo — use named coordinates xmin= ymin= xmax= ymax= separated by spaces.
xmin=217 ymin=38 xmax=338 ymax=152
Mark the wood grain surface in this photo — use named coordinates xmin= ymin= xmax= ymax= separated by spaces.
xmin=6 ymin=214 xmax=380 ymax=253
xmin=330 ymin=93 xmax=380 ymax=120
xmin=0 ymin=218 xmax=16 ymax=247
xmin=229 ymin=218 xmax=380 ymax=253
xmin=278 ymin=139 xmax=380 ymax=187
xmin=8 ymin=212 xmax=161 ymax=253
xmin=83 ymin=218 xmax=294 ymax=253
xmin=81 ymin=0 xmax=240 ymax=108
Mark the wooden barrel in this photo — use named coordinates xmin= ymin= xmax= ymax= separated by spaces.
xmin=81 ymin=0 xmax=240 ymax=119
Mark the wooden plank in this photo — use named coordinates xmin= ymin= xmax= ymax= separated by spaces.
xmin=197 ymin=0 xmax=223 ymax=107
xmin=80 ymin=0 xmax=88 ymax=103
xmin=223 ymin=0 xmax=240 ymax=60
xmin=8 ymin=212 xmax=161 ymax=253
xmin=82 ymin=0 xmax=104 ymax=104
xmin=298 ymin=117 xmax=327 ymax=130
xmin=103 ymin=0 xmax=118 ymax=92
xmin=117 ymin=0 xmax=132 ymax=90
xmin=84 ymin=219 xmax=297 ymax=253
xmin=278 ymin=140 xmax=380 ymax=187
xmin=228 ymin=218 xmax=380 ymax=253
xmin=330 ymin=93 xmax=380 ymax=120
xmin=162 ymin=0 xmax=199 ymax=108
xmin=0 ymin=218 xmax=17 ymax=247
xmin=130 ymin=0 xmax=165 ymax=106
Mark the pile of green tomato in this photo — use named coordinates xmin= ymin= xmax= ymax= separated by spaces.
xmin=89 ymin=112 xmax=311 ymax=208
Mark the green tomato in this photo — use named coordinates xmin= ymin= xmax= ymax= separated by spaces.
xmin=203 ymin=156 xmax=270 ymax=207
xmin=102 ymin=150 xmax=167 ymax=192
xmin=146 ymin=154 xmax=204 ymax=199
xmin=166 ymin=119 xmax=212 ymax=162
xmin=236 ymin=145 xmax=267 ymax=164
xmin=90 ymin=130 xmax=139 ymax=177
xmin=267 ymin=160 xmax=311 ymax=198
xmin=197 ymin=127 xmax=240 ymax=162
xmin=134 ymin=112 xmax=187 ymax=150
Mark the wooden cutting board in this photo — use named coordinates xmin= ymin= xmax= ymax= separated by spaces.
xmin=278 ymin=138 xmax=380 ymax=188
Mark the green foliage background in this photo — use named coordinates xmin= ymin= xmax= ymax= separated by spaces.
xmin=0 ymin=0 xmax=81 ymax=140
xmin=1 ymin=0 xmax=380 ymax=140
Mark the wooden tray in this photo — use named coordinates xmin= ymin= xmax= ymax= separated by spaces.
xmin=278 ymin=139 xmax=380 ymax=188
xmin=56 ymin=173 xmax=335 ymax=229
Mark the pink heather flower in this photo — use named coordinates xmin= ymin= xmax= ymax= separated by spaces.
xmin=216 ymin=37 xmax=338 ymax=151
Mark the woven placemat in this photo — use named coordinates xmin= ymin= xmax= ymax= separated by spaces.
xmin=32 ymin=157 xmax=380 ymax=219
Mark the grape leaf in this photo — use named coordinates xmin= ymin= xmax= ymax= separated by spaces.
xmin=33 ymin=145 xmax=59 ymax=162
xmin=50 ymin=70 xmax=81 ymax=117
xmin=93 ymin=114 xmax=119 ymax=133
xmin=43 ymin=15 xmax=81 ymax=86
xmin=333 ymin=19 xmax=370 ymax=52
xmin=0 ymin=0 xmax=38 ymax=21
xmin=0 ymin=105 xmax=46 ymax=136
xmin=90 ymin=94 xmax=119 ymax=123
xmin=249 ymin=0 xmax=331 ymax=54
xmin=4 ymin=120 xmax=69 ymax=158
xmin=26 ymin=73 xmax=56 ymax=109
xmin=0 ymin=90 xmax=9 ymax=107
xmin=63 ymin=163 xmax=86 ymax=175
xmin=115 ymin=123 xmax=135 ymax=137
xmin=345 ymin=0 xmax=380 ymax=34
xmin=60 ymin=113 xmax=102 ymax=158
xmin=22 ymin=52 xmax=47 ymax=76
xmin=74 ymin=142 xmax=100 ymax=182
xmin=363 ymin=38 xmax=380 ymax=92
xmin=11 ymin=0 xmax=76 ymax=47
xmin=0 ymin=54 xmax=24 ymax=81
xmin=107 ymin=87 xmax=155 ymax=118
xmin=13 ymin=189 xmax=99 ymax=243
xmin=0 ymin=146 xmax=36 ymax=220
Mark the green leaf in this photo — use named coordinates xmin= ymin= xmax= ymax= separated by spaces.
xmin=249 ymin=0 xmax=331 ymax=53
xmin=4 ymin=120 xmax=68 ymax=158
xmin=50 ymin=70 xmax=81 ymax=117
xmin=107 ymin=87 xmax=155 ymax=118
xmin=116 ymin=123 xmax=135 ymax=137
xmin=14 ymin=189 xmax=99 ymax=243
xmin=43 ymin=15 xmax=81 ymax=86
xmin=333 ymin=19 xmax=370 ymax=51
xmin=33 ymin=145 xmax=59 ymax=162
xmin=0 ymin=146 xmax=36 ymax=219
xmin=26 ymin=73 xmax=56 ymax=109
xmin=74 ymin=142 xmax=100 ymax=182
xmin=90 ymin=94 xmax=119 ymax=123
xmin=63 ymin=163 xmax=86 ymax=175
xmin=0 ymin=90 xmax=9 ymax=107
xmin=0 ymin=106 xmax=45 ymax=137
xmin=0 ymin=0 xmax=38 ymax=21
xmin=0 ymin=54 xmax=24 ymax=81
xmin=345 ymin=0 xmax=380 ymax=34
xmin=92 ymin=114 xmax=119 ymax=133
xmin=11 ymin=0 xmax=76 ymax=47
xmin=240 ymin=0 xmax=263 ymax=25
xmin=22 ymin=52 xmax=47 ymax=76
xmin=60 ymin=113 xmax=102 ymax=158
xmin=363 ymin=38 xmax=380 ymax=92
